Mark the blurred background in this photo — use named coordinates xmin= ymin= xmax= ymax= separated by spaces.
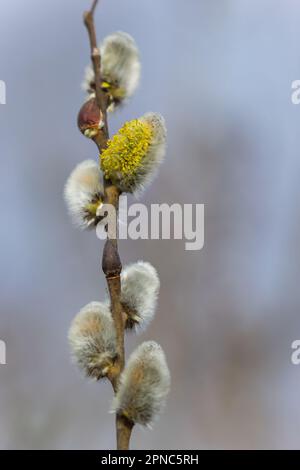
xmin=1 ymin=0 xmax=300 ymax=450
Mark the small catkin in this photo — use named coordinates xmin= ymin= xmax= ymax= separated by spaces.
xmin=68 ymin=302 xmax=117 ymax=380
xmin=82 ymin=31 xmax=140 ymax=111
xmin=64 ymin=160 xmax=104 ymax=229
xmin=112 ymin=341 xmax=170 ymax=427
xmin=121 ymin=261 xmax=160 ymax=331
xmin=100 ymin=112 xmax=167 ymax=194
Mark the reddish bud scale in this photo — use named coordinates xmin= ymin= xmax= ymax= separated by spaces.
xmin=77 ymin=97 xmax=104 ymax=138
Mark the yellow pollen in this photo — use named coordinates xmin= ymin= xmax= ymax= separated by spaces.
xmin=85 ymin=200 xmax=102 ymax=216
xmin=100 ymin=119 xmax=153 ymax=184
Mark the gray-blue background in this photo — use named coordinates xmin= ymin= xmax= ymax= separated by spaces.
xmin=1 ymin=0 xmax=300 ymax=449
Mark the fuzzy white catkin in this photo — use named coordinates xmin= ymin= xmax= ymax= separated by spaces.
xmin=64 ymin=160 xmax=104 ymax=229
xmin=68 ymin=301 xmax=117 ymax=379
xmin=112 ymin=341 xmax=170 ymax=426
xmin=83 ymin=31 xmax=140 ymax=108
xmin=121 ymin=261 xmax=160 ymax=331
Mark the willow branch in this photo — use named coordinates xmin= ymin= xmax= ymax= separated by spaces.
xmin=116 ymin=415 xmax=134 ymax=451
xmin=83 ymin=0 xmax=132 ymax=450
xmin=83 ymin=0 xmax=108 ymax=145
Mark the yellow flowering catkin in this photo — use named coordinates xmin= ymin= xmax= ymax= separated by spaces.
xmin=101 ymin=119 xmax=153 ymax=191
xmin=100 ymin=113 xmax=166 ymax=194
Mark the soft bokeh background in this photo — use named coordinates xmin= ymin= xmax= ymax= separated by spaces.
xmin=1 ymin=0 xmax=300 ymax=449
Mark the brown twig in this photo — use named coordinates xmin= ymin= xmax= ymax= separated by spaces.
xmin=83 ymin=0 xmax=133 ymax=450
xmin=90 ymin=0 xmax=99 ymax=15
xmin=116 ymin=414 xmax=134 ymax=451
xmin=84 ymin=0 xmax=108 ymax=148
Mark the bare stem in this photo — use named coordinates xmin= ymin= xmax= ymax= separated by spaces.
xmin=90 ymin=0 xmax=99 ymax=15
xmin=83 ymin=0 xmax=132 ymax=450
xmin=116 ymin=415 xmax=134 ymax=450
xmin=84 ymin=0 xmax=108 ymax=147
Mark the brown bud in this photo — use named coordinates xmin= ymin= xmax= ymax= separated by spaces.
xmin=102 ymin=239 xmax=122 ymax=278
xmin=77 ymin=97 xmax=104 ymax=138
